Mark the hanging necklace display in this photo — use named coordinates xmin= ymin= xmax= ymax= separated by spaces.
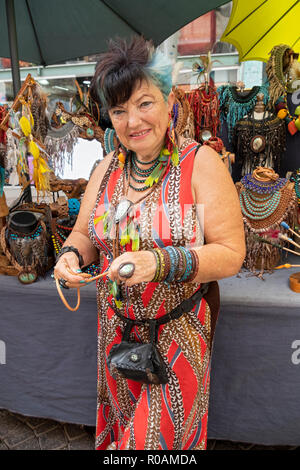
xmin=1 ymin=211 xmax=48 ymax=284
xmin=237 ymin=167 xmax=297 ymax=276
xmin=217 ymin=83 xmax=270 ymax=143
xmin=45 ymin=119 xmax=79 ymax=176
xmin=0 ymin=74 xmax=51 ymax=196
xmin=232 ymin=108 xmax=286 ymax=176
xmin=187 ymin=84 xmax=220 ymax=143
xmin=266 ymin=44 xmax=296 ymax=108
xmin=266 ymin=44 xmax=300 ymax=136
xmin=186 ymin=53 xmax=220 ymax=142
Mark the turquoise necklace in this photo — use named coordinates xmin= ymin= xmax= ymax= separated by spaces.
xmin=131 ymin=154 xmax=160 ymax=175
xmin=240 ymin=189 xmax=281 ymax=220
xmin=133 ymin=154 xmax=160 ymax=165
xmin=292 ymin=173 xmax=300 ymax=201
xmin=126 ymin=150 xmax=169 ymax=192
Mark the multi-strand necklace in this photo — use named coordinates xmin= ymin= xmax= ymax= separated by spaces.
xmin=124 ymin=150 xmax=169 ymax=192
xmin=240 ymin=189 xmax=281 ymax=220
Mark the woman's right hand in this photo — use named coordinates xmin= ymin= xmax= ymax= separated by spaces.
xmin=53 ymin=252 xmax=91 ymax=288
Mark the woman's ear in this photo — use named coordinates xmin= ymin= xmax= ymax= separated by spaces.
xmin=167 ymin=90 xmax=175 ymax=114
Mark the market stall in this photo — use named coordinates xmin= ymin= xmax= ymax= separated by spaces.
xmin=0 ymin=26 xmax=300 ymax=445
xmin=1 ymin=255 xmax=300 ymax=447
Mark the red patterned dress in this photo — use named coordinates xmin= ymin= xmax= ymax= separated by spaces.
xmin=88 ymin=140 xmax=219 ymax=450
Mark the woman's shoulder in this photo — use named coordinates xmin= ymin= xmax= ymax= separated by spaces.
xmin=194 ymin=143 xmax=222 ymax=166
xmin=178 ymin=137 xmax=199 ymax=153
xmin=89 ymin=151 xmax=117 ymax=182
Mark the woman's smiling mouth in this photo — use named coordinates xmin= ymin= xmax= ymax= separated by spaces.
xmin=129 ymin=129 xmax=151 ymax=139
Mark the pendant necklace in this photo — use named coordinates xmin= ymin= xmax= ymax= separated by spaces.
xmin=110 ymin=150 xmax=169 ymax=308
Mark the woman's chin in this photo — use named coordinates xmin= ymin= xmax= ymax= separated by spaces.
xmin=128 ymin=137 xmax=165 ymax=158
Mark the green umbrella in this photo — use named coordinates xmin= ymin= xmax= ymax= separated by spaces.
xmin=1 ymin=0 xmax=229 ymax=95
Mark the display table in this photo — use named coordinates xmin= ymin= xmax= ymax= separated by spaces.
xmin=1 ymin=257 xmax=300 ymax=444
xmin=0 ymin=273 xmax=98 ymax=426
xmin=208 ymin=254 xmax=300 ymax=446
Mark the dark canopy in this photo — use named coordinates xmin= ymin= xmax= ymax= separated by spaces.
xmin=0 ymin=0 xmax=229 ymax=65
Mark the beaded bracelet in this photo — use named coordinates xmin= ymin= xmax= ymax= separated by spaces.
xmin=164 ymin=246 xmax=180 ymax=283
xmin=178 ymin=247 xmax=193 ymax=282
xmin=150 ymin=249 xmax=161 ymax=282
xmin=150 ymin=246 xmax=199 ymax=284
xmin=161 ymin=248 xmax=171 ymax=281
xmin=176 ymin=247 xmax=187 ymax=281
xmin=185 ymin=249 xmax=199 ymax=283
xmin=156 ymin=248 xmax=166 ymax=282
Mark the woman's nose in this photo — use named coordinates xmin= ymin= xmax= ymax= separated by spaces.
xmin=127 ymin=108 xmax=142 ymax=128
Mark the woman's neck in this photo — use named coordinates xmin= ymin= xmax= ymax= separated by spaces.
xmin=134 ymin=140 xmax=164 ymax=163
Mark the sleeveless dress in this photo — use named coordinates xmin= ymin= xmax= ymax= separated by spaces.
xmin=88 ymin=140 xmax=219 ymax=450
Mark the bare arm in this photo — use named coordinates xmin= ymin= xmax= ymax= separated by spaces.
xmin=54 ymin=152 xmax=114 ymax=285
xmin=191 ymin=145 xmax=246 ymax=283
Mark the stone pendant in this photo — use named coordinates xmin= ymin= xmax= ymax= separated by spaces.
xmin=114 ymin=198 xmax=133 ymax=224
xmin=250 ymin=135 xmax=266 ymax=153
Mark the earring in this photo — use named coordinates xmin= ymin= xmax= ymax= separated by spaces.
xmin=165 ymin=113 xmax=179 ymax=166
xmin=104 ymin=128 xmax=116 ymax=155
xmin=117 ymin=147 xmax=126 ymax=169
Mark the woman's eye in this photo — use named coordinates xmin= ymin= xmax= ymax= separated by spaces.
xmin=140 ymin=101 xmax=152 ymax=108
xmin=112 ymin=109 xmax=124 ymax=116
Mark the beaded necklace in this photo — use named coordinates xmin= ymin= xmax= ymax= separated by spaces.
xmin=134 ymin=154 xmax=160 ymax=165
xmin=240 ymin=190 xmax=281 ymax=220
xmin=241 ymin=174 xmax=287 ymax=194
xmin=131 ymin=154 xmax=160 ymax=174
xmin=290 ymin=170 xmax=300 ymax=203
xmin=217 ymin=83 xmax=269 ymax=142
xmin=126 ymin=149 xmax=169 ymax=192
xmin=9 ymin=223 xmax=43 ymax=241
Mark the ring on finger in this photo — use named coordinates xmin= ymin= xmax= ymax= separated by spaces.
xmin=118 ymin=262 xmax=135 ymax=279
xmin=59 ymin=278 xmax=69 ymax=290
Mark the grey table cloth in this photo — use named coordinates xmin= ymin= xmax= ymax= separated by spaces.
xmin=0 ymin=273 xmax=98 ymax=426
xmin=0 ymin=255 xmax=300 ymax=444
xmin=208 ymin=255 xmax=300 ymax=445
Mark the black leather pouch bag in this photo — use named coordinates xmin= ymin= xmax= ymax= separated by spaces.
xmin=107 ymin=340 xmax=168 ymax=385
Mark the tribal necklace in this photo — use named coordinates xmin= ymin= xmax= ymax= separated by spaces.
xmin=240 ymin=189 xmax=281 ymax=220
xmin=217 ymin=83 xmax=269 ymax=142
xmin=241 ymin=173 xmax=287 ymax=194
xmin=125 ymin=149 xmax=170 ymax=192
xmin=290 ymin=170 xmax=300 ymax=203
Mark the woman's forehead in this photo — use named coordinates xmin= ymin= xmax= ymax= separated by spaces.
xmin=109 ymin=79 xmax=164 ymax=109
xmin=129 ymin=80 xmax=163 ymax=102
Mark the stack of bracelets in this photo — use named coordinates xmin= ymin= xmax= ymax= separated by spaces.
xmin=150 ymin=246 xmax=199 ymax=283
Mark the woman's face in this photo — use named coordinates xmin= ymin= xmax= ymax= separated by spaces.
xmin=108 ymin=79 xmax=174 ymax=159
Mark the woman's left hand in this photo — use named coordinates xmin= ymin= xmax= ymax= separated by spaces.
xmin=108 ymin=250 xmax=157 ymax=287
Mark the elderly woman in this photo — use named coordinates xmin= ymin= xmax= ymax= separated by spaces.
xmin=54 ymin=37 xmax=245 ymax=450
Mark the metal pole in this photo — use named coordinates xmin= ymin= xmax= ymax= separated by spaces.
xmin=5 ymin=0 xmax=21 ymax=98
xmin=6 ymin=0 xmax=32 ymax=202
